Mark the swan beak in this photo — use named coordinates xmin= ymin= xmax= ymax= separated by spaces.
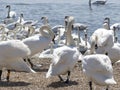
xmin=41 ymin=17 xmax=44 ymax=20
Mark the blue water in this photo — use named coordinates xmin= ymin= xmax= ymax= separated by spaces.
xmin=0 ymin=0 xmax=120 ymax=39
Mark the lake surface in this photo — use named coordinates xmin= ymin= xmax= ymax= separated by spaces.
xmin=0 ymin=0 xmax=120 ymax=40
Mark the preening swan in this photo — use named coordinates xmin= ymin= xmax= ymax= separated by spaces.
xmin=22 ymin=24 xmax=55 ymax=68
xmin=96 ymin=41 xmax=120 ymax=64
xmin=0 ymin=40 xmax=35 ymax=81
xmin=82 ymin=40 xmax=116 ymax=90
xmin=82 ymin=54 xmax=116 ymax=90
xmin=90 ymin=21 xmax=114 ymax=50
xmin=46 ymin=16 xmax=82 ymax=83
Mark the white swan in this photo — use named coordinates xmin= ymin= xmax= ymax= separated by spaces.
xmin=96 ymin=41 xmax=120 ymax=64
xmin=0 ymin=22 xmax=23 ymax=40
xmin=72 ymin=23 xmax=90 ymax=54
xmin=0 ymin=40 xmax=35 ymax=81
xmin=4 ymin=5 xmax=16 ymax=24
xmin=41 ymin=16 xmax=49 ymax=25
xmin=82 ymin=54 xmax=116 ymax=90
xmin=17 ymin=13 xmax=25 ymax=24
xmin=52 ymin=25 xmax=65 ymax=35
xmin=6 ymin=5 xmax=16 ymax=19
xmin=46 ymin=16 xmax=82 ymax=83
xmin=82 ymin=40 xmax=116 ymax=90
xmin=22 ymin=24 xmax=55 ymax=68
xmin=39 ymin=17 xmax=68 ymax=59
xmin=90 ymin=25 xmax=114 ymax=50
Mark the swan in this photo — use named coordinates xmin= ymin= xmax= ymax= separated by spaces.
xmin=17 ymin=13 xmax=38 ymax=36
xmin=90 ymin=0 xmax=108 ymax=5
xmin=110 ymin=23 xmax=120 ymax=31
xmin=0 ymin=24 xmax=10 ymax=40
xmin=39 ymin=17 xmax=69 ymax=59
xmin=90 ymin=25 xmax=114 ymax=50
xmin=46 ymin=16 xmax=82 ymax=83
xmin=52 ymin=25 xmax=65 ymax=35
xmin=41 ymin=16 xmax=49 ymax=25
xmin=22 ymin=24 xmax=55 ymax=68
xmin=96 ymin=41 xmax=120 ymax=64
xmin=6 ymin=5 xmax=16 ymax=19
xmin=33 ymin=16 xmax=49 ymax=35
xmin=72 ymin=23 xmax=90 ymax=54
xmin=82 ymin=54 xmax=116 ymax=90
xmin=89 ymin=24 xmax=120 ymax=64
xmin=17 ymin=13 xmax=25 ymax=24
xmin=4 ymin=5 xmax=17 ymax=24
xmin=0 ymin=40 xmax=35 ymax=81
xmin=0 ymin=22 xmax=24 ymax=40
xmin=82 ymin=40 xmax=116 ymax=90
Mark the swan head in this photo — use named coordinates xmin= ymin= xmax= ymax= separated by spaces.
xmin=20 ymin=13 xmax=24 ymax=18
xmin=6 ymin=5 xmax=10 ymax=8
xmin=41 ymin=16 xmax=48 ymax=24
xmin=64 ymin=16 xmax=69 ymax=27
xmin=0 ymin=24 xmax=5 ymax=30
xmin=64 ymin=16 xmax=74 ymax=26
xmin=103 ymin=17 xmax=110 ymax=30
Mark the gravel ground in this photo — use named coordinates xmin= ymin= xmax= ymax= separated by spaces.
xmin=0 ymin=57 xmax=120 ymax=90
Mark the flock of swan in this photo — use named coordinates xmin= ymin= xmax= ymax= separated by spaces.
xmin=0 ymin=4 xmax=120 ymax=90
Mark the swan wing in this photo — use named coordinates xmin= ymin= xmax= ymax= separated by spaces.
xmin=0 ymin=40 xmax=30 ymax=58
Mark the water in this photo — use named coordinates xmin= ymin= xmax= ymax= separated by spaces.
xmin=0 ymin=0 xmax=120 ymax=40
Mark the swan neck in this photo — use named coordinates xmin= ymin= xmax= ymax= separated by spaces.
xmin=85 ymin=33 xmax=87 ymax=46
xmin=66 ymin=21 xmax=75 ymax=46
xmin=78 ymin=28 xmax=81 ymax=43
xmin=7 ymin=6 xmax=10 ymax=18
xmin=40 ymin=25 xmax=54 ymax=40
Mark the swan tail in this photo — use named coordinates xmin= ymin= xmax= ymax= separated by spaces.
xmin=105 ymin=77 xmax=117 ymax=85
xmin=9 ymin=58 xmax=36 ymax=73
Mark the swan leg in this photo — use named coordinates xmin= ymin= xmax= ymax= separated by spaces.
xmin=27 ymin=58 xmax=34 ymax=68
xmin=23 ymin=58 xmax=34 ymax=68
xmin=0 ymin=70 xmax=2 ymax=81
xmin=58 ymin=75 xmax=64 ymax=81
xmin=89 ymin=81 xmax=92 ymax=90
xmin=65 ymin=71 xmax=71 ymax=83
xmin=106 ymin=86 xmax=109 ymax=90
xmin=6 ymin=70 xmax=10 ymax=82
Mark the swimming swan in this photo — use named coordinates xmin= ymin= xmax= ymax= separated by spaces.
xmin=4 ymin=5 xmax=16 ymax=24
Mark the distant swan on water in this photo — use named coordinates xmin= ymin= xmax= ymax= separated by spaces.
xmin=93 ymin=0 xmax=107 ymax=5
xmin=4 ymin=5 xmax=17 ymax=24
xmin=89 ymin=0 xmax=108 ymax=6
